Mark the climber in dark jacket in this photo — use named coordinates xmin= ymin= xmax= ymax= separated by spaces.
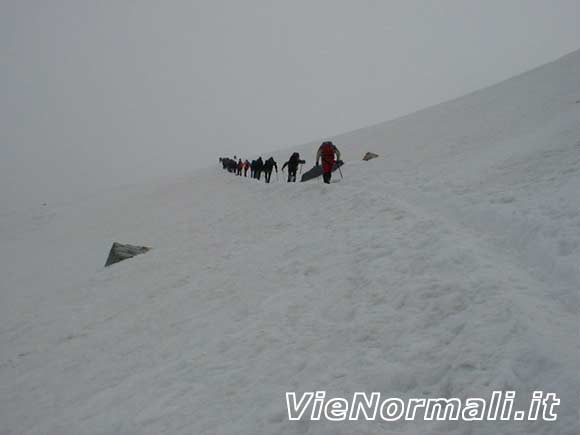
xmin=281 ymin=152 xmax=306 ymax=182
xmin=227 ymin=158 xmax=237 ymax=173
xmin=263 ymin=157 xmax=278 ymax=183
xmin=254 ymin=157 xmax=264 ymax=180
xmin=250 ymin=160 xmax=257 ymax=178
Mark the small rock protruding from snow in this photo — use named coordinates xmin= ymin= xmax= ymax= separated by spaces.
xmin=362 ymin=152 xmax=379 ymax=161
xmin=105 ymin=242 xmax=151 ymax=267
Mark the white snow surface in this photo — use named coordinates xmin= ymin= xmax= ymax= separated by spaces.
xmin=1 ymin=51 xmax=579 ymax=435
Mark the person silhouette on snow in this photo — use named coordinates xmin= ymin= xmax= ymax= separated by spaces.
xmin=263 ymin=157 xmax=278 ymax=183
xmin=227 ymin=158 xmax=237 ymax=173
xmin=250 ymin=160 xmax=256 ymax=178
xmin=281 ymin=152 xmax=306 ymax=182
xmin=316 ymin=141 xmax=341 ymax=184
xmin=254 ymin=157 xmax=264 ymax=180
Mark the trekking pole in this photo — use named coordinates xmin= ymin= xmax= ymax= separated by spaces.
xmin=337 ymin=163 xmax=343 ymax=179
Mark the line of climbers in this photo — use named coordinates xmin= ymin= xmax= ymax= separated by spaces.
xmin=218 ymin=156 xmax=281 ymax=183
xmin=218 ymin=141 xmax=341 ymax=184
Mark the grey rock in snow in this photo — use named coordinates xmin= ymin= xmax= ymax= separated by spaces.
xmin=362 ymin=152 xmax=379 ymax=161
xmin=105 ymin=242 xmax=151 ymax=267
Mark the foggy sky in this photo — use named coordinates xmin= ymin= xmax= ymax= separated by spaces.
xmin=1 ymin=0 xmax=579 ymax=209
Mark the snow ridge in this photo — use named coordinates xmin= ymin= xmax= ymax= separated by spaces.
xmin=0 ymin=50 xmax=579 ymax=434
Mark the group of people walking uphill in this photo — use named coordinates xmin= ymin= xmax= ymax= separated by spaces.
xmin=219 ymin=141 xmax=342 ymax=184
xmin=218 ymin=156 xmax=279 ymax=183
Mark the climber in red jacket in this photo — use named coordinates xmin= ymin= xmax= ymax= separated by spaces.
xmin=316 ymin=141 xmax=342 ymax=184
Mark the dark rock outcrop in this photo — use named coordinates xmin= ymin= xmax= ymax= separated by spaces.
xmin=105 ymin=242 xmax=151 ymax=267
xmin=362 ymin=152 xmax=379 ymax=161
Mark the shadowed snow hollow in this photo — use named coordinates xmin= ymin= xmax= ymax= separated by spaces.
xmin=0 ymin=50 xmax=579 ymax=434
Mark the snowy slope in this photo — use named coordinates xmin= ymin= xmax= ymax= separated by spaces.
xmin=0 ymin=51 xmax=579 ymax=434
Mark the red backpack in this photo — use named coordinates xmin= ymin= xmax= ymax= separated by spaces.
xmin=320 ymin=142 xmax=334 ymax=158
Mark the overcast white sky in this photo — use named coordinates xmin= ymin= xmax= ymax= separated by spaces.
xmin=1 ymin=0 xmax=579 ymax=209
